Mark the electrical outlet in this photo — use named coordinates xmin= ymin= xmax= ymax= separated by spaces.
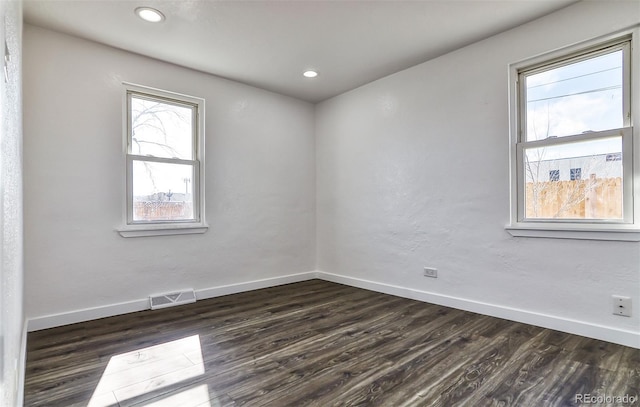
xmin=424 ymin=267 xmax=437 ymax=278
xmin=612 ymin=295 xmax=632 ymax=317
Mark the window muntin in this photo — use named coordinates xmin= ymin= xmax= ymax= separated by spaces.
xmin=512 ymin=35 xmax=635 ymax=232
xmin=123 ymin=85 xmax=205 ymax=231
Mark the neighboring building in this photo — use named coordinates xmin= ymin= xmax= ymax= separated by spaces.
xmin=527 ymin=152 xmax=622 ymax=183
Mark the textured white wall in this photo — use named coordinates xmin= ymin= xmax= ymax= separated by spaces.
xmin=316 ymin=1 xmax=640 ymax=346
xmin=0 ymin=0 xmax=23 ymax=405
xmin=23 ymin=25 xmax=316 ymax=321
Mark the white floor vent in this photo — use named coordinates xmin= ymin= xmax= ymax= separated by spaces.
xmin=150 ymin=289 xmax=196 ymax=310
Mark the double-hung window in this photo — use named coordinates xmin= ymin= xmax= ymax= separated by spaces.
xmin=119 ymin=84 xmax=206 ymax=237
xmin=508 ymin=31 xmax=639 ymax=241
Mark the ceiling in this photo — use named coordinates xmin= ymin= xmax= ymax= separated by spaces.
xmin=23 ymin=0 xmax=578 ymax=103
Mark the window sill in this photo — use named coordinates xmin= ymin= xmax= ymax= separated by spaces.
xmin=506 ymin=224 xmax=640 ymax=242
xmin=117 ymin=223 xmax=208 ymax=238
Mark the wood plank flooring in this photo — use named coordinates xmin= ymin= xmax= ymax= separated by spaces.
xmin=24 ymin=280 xmax=639 ymax=406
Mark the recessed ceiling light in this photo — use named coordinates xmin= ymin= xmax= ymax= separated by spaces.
xmin=303 ymin=70 xmax=319 ymax=78
xmin=135 ymin=7 xmax=165 ymax=23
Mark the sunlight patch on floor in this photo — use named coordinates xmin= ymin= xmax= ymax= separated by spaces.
xmin=88 ymin=335 xmax=205 ymax=407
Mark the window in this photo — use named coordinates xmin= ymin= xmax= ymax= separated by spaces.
xmin=508 ymin=31 xmax=639 ymax=241
xmin=569 ymin=168 xmax=582 ymax=181
xmin=606 ymin=152 xmax=622 ymax=161
xmin=119 ymin=84 xmax=206 ymax=237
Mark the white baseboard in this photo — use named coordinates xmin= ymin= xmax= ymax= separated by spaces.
xmin=25 ymin=269 xmax=639 ymax=349
xmin=317 ymin=271 xmax=640 ymax=349
xmin=196 ymin=271 xmax=318 ymax=300
xmin=27 ymin=298 xmax=149 ymax=332
xmin=26 ymin=271 xmax=318 ymax=332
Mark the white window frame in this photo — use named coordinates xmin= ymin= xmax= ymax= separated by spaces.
xmin=507 ymin=28 xmax=640 ymax=241
xmin=118 ymin=83 xmax=207 ymax=238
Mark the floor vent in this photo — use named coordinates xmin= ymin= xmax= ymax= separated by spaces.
xmin=149 ymin=289 xmax=196 ymax=310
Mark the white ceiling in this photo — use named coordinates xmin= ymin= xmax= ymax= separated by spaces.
xmin=23 ymin=0 xmax=578 ymax=103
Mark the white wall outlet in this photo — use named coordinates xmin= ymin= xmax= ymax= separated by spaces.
xmin=612 ymin=295 xmax=632 ymax=317
xmin=424 ymin=267 xmax=437 ymax=278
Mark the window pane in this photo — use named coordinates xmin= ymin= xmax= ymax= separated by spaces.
xmin=524 ymin=137 xmax=622 ymax=220
xmin=132 ymin=160 xmax=195 ymax=222
xmin=525 ymin=49 xmax=623 ymax=141
xmin=130 ymin=95 xmax=194 ymax=159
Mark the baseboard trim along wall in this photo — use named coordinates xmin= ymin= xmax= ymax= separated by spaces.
xmin=318 ymin=271 xmax=640 ymax=349
xmin=26 ymin=271 xmax=319 ymax=332
xmin=26 ymin=270 xmax=639 ymax=349
xmin=196 ymin=271 xmax=319 ymax=301
xmin=27 ymin=298 xmax=150 ymax=332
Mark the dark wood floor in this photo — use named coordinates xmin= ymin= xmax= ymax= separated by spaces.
xmin=24 ymin=280 xmax=639 ymax=407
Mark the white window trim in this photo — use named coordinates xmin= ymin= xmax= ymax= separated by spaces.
xmin=117 ymin=82 xmax=208 ymax=238
xmin=507 ymin=27 xmax=640 ymax=242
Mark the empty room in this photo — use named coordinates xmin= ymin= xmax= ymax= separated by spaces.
xmin=1 ymin=0 xmax=639 ymax=406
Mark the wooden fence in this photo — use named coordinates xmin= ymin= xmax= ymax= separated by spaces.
xmin=526 ymin=176 xmax=622 ymax=219
xmin=134 ymin=202 xmax=193 ymax=221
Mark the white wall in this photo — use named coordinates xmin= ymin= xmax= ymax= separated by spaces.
xmin=0 ymin=0 xmax=24 ymax=405
xmin=23 ymin=25 xmax=316 ymax=326
xmin=316 ymin=1 xmax=640 ymax=347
